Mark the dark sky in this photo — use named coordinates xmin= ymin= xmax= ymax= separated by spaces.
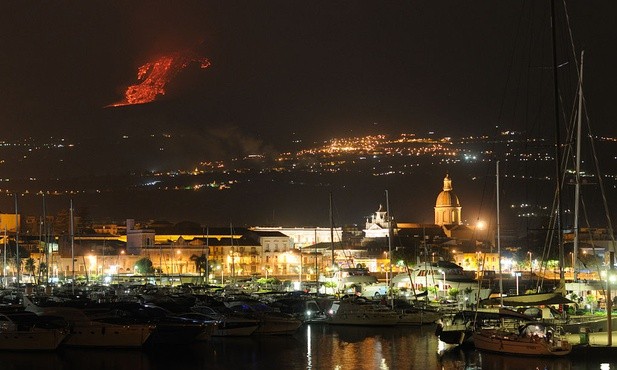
xmin=0 ymin=1 xmax=616 ymax=227
xmin=1 ymin=1 xmax=615 ymax=148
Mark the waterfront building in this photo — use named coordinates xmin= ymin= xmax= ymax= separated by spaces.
xmin=363 ymin=205 xmax=392 ymax=238
xmin=251 ymin=226 xmax=343 ymax=249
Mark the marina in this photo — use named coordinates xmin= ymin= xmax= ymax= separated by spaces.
xmin=0 ymin=323 xmax=616 ymax=370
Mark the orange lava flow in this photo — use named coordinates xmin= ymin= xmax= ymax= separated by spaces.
xmin=109 ymin=52 xmax=211 ymax=107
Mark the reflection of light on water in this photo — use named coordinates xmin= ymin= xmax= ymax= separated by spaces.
xmin=437 ymin=340 xmax=447 ymax=354
xmin=600 ymin=364 xmax=610 ymax=370
xmin=379 ymin=358 xmax=389 ymax=370
xmin=306 ymin=325 xmax=312 ymax=369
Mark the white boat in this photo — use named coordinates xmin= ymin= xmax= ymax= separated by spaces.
xmin=327 ymin=297 xmax=400 ymax=326
xmin=32 ymin=307 xmax=155 ymax=348
xmin=185 ymin=305 xmax=259 ymax=337
xmin=224 ymin=300 xmax=302 ymax=335
xmin=391 ymin=261 xmax=491 ymax=302
xmin=0 ymin=312 xmax=68 ymax=351
xmin=473 ymin=323 xmax=572 ymax=356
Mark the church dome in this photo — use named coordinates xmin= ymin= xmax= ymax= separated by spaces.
xmin=435 ymin=174 xmax=460 ymax=207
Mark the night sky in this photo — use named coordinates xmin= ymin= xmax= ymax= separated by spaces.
xmin=2 ymin=1 xmax=615 ymax=143
xmin=1 ymin=1 xmax=616 ymax=226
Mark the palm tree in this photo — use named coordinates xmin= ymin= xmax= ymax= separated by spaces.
xmin=190 ymin=254 xmax=208 ymax=281
xmin=25 ymin=258 xmax=36 ymax=282
xmin=38 ymin=262 xmax=48 ymax=285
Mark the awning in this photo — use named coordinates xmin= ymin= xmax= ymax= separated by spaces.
xmin=479 ymin=292 xmax=574 ymax=307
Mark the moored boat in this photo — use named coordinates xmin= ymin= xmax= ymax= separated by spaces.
xmin=224 ymin=300 xmax=302 ymax=335
xmin=472 ymin=323 xmax=572 ymax=356
xmin=0 ymin=312 xmax=68 ymax=351
xmin=183 ymin=306 xmax=259 ymax=337
xmin=327 ymin=297 xmax=400 ymax=326
xmin=32 ymin=306 xmax=155 ymax=348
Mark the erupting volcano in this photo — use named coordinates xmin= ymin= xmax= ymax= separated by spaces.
xmin=109 ymin=50 xmax=211 ymax=107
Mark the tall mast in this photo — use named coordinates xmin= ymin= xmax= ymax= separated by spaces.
xmin=3 ymin=227 xmax=6 ymax=288
xmin=205 ymin=226 xmax=209 ymax=285
xmin=550 ymin=0 xmax=565 ymax=286
xmin=230 ymin=223 xmax=235 ymax=281
xmin=385 ymin=190 xmax=394 ymax=308
xmin=70 ymin=199 xmax=75 ymax=294
xmin=497 ymin=161 xmax=503 ymax=306
xmin=329 ymin=192 xmax=335 ymax=268
xmin=573 ymin=51 xmax=584 ymax=283
xmin=43 ymin=194 xmax=49 ymax=286
xmin=314 ymin=228 xmax=318 ymax=290
xmin=14 ymin=194 xmax=20 ymax=287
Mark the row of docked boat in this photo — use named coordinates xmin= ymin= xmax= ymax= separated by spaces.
xmin=0 ymin=292 xmax=306 ymax=351
xmin=0 ymin=284 xmax=447 ymax=351
xmin=434 ymin=292 xmax=617 ymax=357
xmin=325 ymin=295 xmax=442 ymax=326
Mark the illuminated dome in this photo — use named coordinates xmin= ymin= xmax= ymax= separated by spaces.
xmin=434 ymin=174 xmax=462 ymax=226
xmin=435 ymin=174 xmax=460 ymax=207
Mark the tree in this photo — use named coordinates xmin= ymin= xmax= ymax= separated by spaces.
xmin=134 ymin=258 xmax=155 ymax=275
xmin=190 ymin=254 xmax=208 ymax=275
xmin=25 ymin=258 xmax=36 ymax=283
xmin=391 ymin=246 xmax=415 ymax=269
xmin=38 ymin=262 xmax=48 ymax=285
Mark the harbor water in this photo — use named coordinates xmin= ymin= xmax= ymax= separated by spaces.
xmin=1 ymin=324 xmax=616 ymax=370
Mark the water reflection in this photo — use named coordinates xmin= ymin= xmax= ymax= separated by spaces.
xmin=0 ymin=326 xmax=616 ymax=369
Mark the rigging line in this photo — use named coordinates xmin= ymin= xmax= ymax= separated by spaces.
xmin=584 ymin=112 xmax=616 ymax=245
xmin=579 ymin=192 xmax=603 ymax=277
xmin=565 ymin=0 xmax=616 ymax=244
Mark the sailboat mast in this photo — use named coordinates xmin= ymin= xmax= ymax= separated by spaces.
xmin=43 ymin=194 xmax=49 ymax=286
xmin=329 ymin=192 xmax=335 ymax=268
xmin=385 ymin=190 xmax=393 ymax=307
xmin=205 ymin=226 xmax=209 ymax=285
xmin=14 ymin=194 xmax=20 ymax=287
xmin=70 ymin=199 xmax=75 ymax=294
xmin=573 ymin=51 xmax=584 ymax=283
xmin=497 ymin=161 xmax=503 ymax=306
xmin=550 ymin=0 xmax=565 ymax=285
xmin=3 ymin=227 xmax=6 ymax=288
xmin=230 ymin=223 xmax=235 ymax=281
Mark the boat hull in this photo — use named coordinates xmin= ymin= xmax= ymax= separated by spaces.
xmin=0 ymin=329 xmax=67 ymax=351
xmin=473 ymin=330 xmax=572 ymax=356
xmin=64 ymin=323 xmax=154 ymax=348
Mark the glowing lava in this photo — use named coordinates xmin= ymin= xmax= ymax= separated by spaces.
xmin=109 ymin=50 xmax=211 ymax=107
